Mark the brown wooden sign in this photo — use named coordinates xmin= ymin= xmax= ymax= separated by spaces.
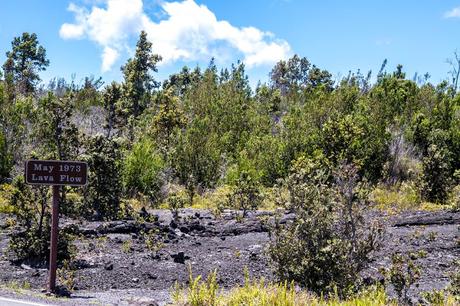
xmin=25 ymin=160 xmax=88 ymax=186
xmin=24 ymin=159 xmax=88 ymax=293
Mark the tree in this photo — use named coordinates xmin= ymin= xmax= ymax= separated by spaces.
xmin=3 ymin=32 xmax=49 ymax=95
xmin=103 ymin=81 xmax=122 ymax=138
xmin=150 ymin=88 xmax=186 ymax=156
xmin=121 ymin=31 xmax=162 ymax=139
xmin=83 ymin=135 xmax=123 ymax=220
xmin=172 ymin=118 xmax=222 ymax=204
xmin=33 ymin=92 xmax=80 ymax=160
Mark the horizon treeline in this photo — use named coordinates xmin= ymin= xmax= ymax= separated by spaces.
xmin=1 ymin=31 xmax=460 ymax=220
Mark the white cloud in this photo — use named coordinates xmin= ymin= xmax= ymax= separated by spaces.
xmin=60 ymin=0 xmax=291 ymax=71
xmin=101 ymin=46 xmax=119 ymax=72
xmin=444 ymin=7 xmax=460 ymax=18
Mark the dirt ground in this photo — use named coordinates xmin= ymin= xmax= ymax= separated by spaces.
xmin=0 ymin=209 xmax=458 ymax=305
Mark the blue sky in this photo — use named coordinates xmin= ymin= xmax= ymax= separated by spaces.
xmin=1 ymin=0 xmax=460 ymax=88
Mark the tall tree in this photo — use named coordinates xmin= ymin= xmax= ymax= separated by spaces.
xmin=121 ymin=31 xmax=162 ymax=139
xmin=3 ymin=32 xmax=49 ymax=95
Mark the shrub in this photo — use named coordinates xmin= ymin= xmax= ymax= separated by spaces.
xmin=421 ymin=130 xmax=454 ymax=203
xmin=0 ymin=130 xmax=12 ymax=182
xmin=83 ymin=135 xmax=123 ymax=220
xmin=269 ymin=159 xmax=383 ymax=298
xmin=448 ymin=185 xmax=460 ymax=212
xmin=8 ymin=177 xmax=73 ymax=264
xmin=167 ymin=191 xmax=187 ymax=219
xmin=123 ymin=137 xmax=164 ymax=204
xmin=448 ymin=260 xmax=460 ymax=299
xmin=380 ymin=253 xmax=420 ymax=305
xmin=227 ymin=170 xmax=263 ymax=217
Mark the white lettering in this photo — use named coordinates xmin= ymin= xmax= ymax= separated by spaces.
xmin=33 ymin=164 xmax=42 ymax=171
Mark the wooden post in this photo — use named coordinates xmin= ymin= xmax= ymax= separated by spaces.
xmin=48 ymin=185 xmax=60 ymax=293
xmin=24 ymin=160 xmax=88 ymax=294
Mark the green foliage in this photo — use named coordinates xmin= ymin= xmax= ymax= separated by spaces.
xmin=102 ymin=81 xmax=123 ymax=138
xmin=269 ymin=159 xmax=382 ymax=297
xmin=33 ymin=92 xmax=80 ymax=160
xmin=120 ymin=30 xmax=162 ymax=139
xmin=172 ymin=267 xmax=392 ymax=306
xmin=172 ymin=118 xmax=222 ymax=204
xmin=380 ymin=253 xmax=421 ymax=305
xmin=3 ymin=32 xmax=49 ymax=95
xmin=123 ymin=137 xmax=164 ymax=204
xmin=448 ymin=260 xmax=460 ymax=299
xmin=0 ymin=129 xmax=12 ymax=181
xmin=149 ymin=88 xmax=186 ymax=155
xmin=421 ymin=142 xmax=454 ymax=203
xmin=167 ymin=191 xmax=187 ymax=219
xmin=321 ymin=114 xmax=388 ymax=182
xmin=83 ymin=135 xmax=123 ymax=220
xmin=227 ymin=170 xmax=263 ymax=217
xmin=8 ymin=177 xmax=72 ymax=264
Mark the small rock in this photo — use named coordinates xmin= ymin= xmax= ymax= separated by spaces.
xmin=132 ymin=278 xmax=139 ymax=283
xmin=179 ymin=226 xmax=190 ymax=234
xmin=32 ymin=270 xmax=40 ymax=277
xmin=145 ymin=272 xmax=158 ymax=280
xmin=20 ymin=264 xmax=32 ymax=270
xmin=220 ymin=237 xmax=226 ymax=241
xmin=104 ymin=262 xmax=114 ymax=271
xmin=171 ymin=252 xmax=190 ymax=264
xmin=170 ymin=220 xmax=178 ymax=229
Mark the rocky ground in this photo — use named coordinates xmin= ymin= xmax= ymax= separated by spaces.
xmin=0 ymin=209 xmax=458 ymax=305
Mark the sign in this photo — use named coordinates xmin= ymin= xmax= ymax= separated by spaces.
xmin=24 ymin=159 xmax=88 ymax=294
xmin=25 ymin=160 xmax=88 ymax=186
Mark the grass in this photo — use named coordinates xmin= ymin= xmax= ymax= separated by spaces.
xmin=369 ymin=182 xmax=452 ymax=213
xmin=172 ymin=267 xmax=396 ymax=306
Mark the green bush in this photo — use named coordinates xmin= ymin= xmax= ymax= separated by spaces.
xmin=269 ymin=159 xmax=382 ymax=297
xmin=421 ymin=142 xmax=453 ymax=203
xmin=227 ymin=170 xmax=263 ymax=217
xmin=380 ymin=253 xmax=421 ymax=305
xmin=167 ymin=191 xmax=187 ymax=219
xmin=8 ymin=177 xmax=73 ymax=264
xmin=83 ymin=135 xmax=123 ymax=220
xmin=0 ymin=130 xmax=12 ymax=181
xmin=123 ymin=138 xmax=164 ymax=204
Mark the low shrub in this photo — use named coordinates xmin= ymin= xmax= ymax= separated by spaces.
xmin=8 ymin=177 xmax=73 ymax=264
xmin=269 ymin=159 xmax=383 ymax=298
xmin=227 ymin=170 xmax=263 ymax=217
xmin=123 ymin=137 xmax=165 ymax=205
xmin=380 ymin=253 xmax=421 ymax=305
